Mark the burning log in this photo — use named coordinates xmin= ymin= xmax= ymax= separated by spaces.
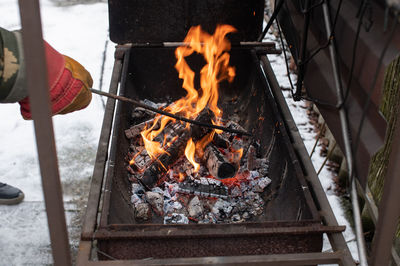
xmin=140 ymin=129 xmax=191 ymax=188
xmin=204 ymin=144 xmax=238 ymax=179
xmin=125 ymin=118 xmax=157 ymax=139
xmin=190 ymin=108 xmax=215 ymax=141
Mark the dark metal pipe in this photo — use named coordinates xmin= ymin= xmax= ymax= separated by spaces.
xmin=257 ymin=0 xmax=285 ymax=42
xmin=321 ymin=3 xmax=368 ymax=265
xmin=91 ymin=88 xmax=251 ymax=136
xmin=294 ymin=0 xmax=312 ymax=101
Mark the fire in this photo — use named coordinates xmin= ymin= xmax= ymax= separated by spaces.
xmin=140 ymin=24 xmax=237 ymax=173
xmin=185 ymin=138 xmax=200 ymax=172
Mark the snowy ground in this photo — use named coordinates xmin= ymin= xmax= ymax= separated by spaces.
xmin=264 ymin=26 xmax=359 ymax=263
xmin=0 ymin=1 xmax=357 ymax=265
xmin=0 ymin=0 xmax=114 ymax=264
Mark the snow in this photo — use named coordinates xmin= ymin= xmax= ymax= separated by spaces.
xmin=0 ymin=0 xmax=358 ymax=264
xmin=0 ymin=0 xmax=113 ymax=265
xmin=264 ymin=24 xmax=359 ymax=264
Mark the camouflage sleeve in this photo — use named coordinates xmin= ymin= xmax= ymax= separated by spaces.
xmin=0 ymin=27 xmax=27 ymax=103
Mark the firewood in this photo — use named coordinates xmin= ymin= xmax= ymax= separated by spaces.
xmin=125 ymin=118 xmax=157 ymax=139
xmin=140 ymin=129 xmax=191 ymax=188
xmin=203 ymin=144 xmax=238 ymax=179
xmin=190 ymin=108 xmax=215 ymax=141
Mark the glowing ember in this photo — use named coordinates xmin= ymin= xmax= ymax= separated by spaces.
xmin=140 ymin=25 xmax=238 ymax=171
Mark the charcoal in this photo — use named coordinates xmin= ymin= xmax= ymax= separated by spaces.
xmin=178 ymin=178 xmax=228 ymax=199
xmin=125 ymin=118 xmax=156 ymax=139
xmin=188 ymin=196 xmax=203 ymax=218
xmin=212 ymin=133 xmax=229 ymax=148
xmin=132 ymin=183 xmax=145 ymax=194
xmin=231 ymin=213 xmax=242 ymax=223
xmin=164 ymin=213 xmax=189 ymax=224
xmin=140 ymin=129 xmax=190 ymax=188
xmin=230 ymin=186 xmax=242 ymax=197
xmin=190 ymin=108 xmax=215 ymax=141
xmin=212 ymin=199 xmax=233 ymax=220
xmin=135 ymin=203 xmax=151 ymax=221
xmin=251 ymin=176 xmax=272 ymax=193
xmin=145 ymin=191 xmax=164 ymax=215
xmin=246 ymin=145 xmax=257 ymax=171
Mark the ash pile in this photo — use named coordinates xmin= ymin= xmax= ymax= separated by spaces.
xmin=125 ymin=102 xmax=271 ymax=224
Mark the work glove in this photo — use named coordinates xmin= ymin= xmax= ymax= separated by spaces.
xmin=0 ymin=27 xmax=92 ymax=119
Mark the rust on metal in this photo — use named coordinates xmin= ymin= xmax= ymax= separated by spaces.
xmin=18 ymin=1 xmax=71 ymax=265
xmin=80 ymin=50 xmax=125 ymax=239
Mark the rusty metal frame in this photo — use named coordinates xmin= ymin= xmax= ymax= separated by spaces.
xmin=18 ymin=0 xmax=71 ymax=265
xmin=75 ymin=47 xmax=355 ymax=265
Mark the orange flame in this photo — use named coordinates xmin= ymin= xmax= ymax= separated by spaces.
xmin=178 ymin=172 xmax=186 ymax=182
xmin=140 ymin=25 xmax=237 ymax=171
xmin=185 ymin=138 xmax=200 ymax=172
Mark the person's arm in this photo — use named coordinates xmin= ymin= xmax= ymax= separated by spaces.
xmin=0 ymin=27 xmax=92 ymax=119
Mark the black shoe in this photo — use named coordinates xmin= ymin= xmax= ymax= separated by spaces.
xmin=0 ymin=183 xmax=24 ymax=205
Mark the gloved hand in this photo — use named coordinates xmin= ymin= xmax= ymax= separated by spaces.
xmin=0 ymin=27 xmax=92 ymax=119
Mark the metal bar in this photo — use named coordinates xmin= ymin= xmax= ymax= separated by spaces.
xmin=82 ymin=252 xmax=344 ymax=265
xmin=18 ymin=1 xmax=71 ymax=265
xmin=80 ymin=49 xmax=124 ymax=238
xmin=317 ymin=141 xmax=337 ymax=175
xmin=90 ymin=225 xmax=346 ymax=240
xmin=321 ymin=2 xmax=368 ymax=265
xmin=257 ymin=0 xmax=285 ymax=42
xmin=90 ymin=88 xmax=251 ymax=136
xmin=310 ymin=122 xmax=326 ymax=158
xmin=124 ymin=41 xmax=276 ymax=48
xmin=260 ymin=55 xmax=355 ymax=266
xmin=293 ymin=0 xmax=311 ymax=101
xmin=370 ymin=119 xmax=400 ymax=265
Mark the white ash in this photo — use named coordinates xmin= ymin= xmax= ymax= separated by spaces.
xmin=145 ymin=191 xmax=164 ymax=215
xmin=251 ymin=176 xmax=272 ymax=193
xmin=188 ymin=196 xmax=203 ymax=218
xmin=164 ymin=213 xmax=189 ymax=224
xmin=231 ymin=213 xmax=243 ymax=223
xmin=135 ymin=203 xmax=151 ymax=221
xmin=132 ymin=183 xmax=145 ymax=194
xmin=212 ymin=198 xmax=233 ymax=220
xmin=127 ymin=113 xmax=272 ymax=224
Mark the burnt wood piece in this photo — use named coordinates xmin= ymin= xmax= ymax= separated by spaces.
xmin=125 ymin=118 xmax=156 ymax=139
xmin=212 ymin=133 xmax=230 ymax=149
xmin=204 ymin=144 xmax=238 ymax=179
xmin=190 ymin=108 xmax=215 ymax=141
xmin=153 ymin=120 xmax=185 ymax=144
xmin=129 ymin=148 xmax=151 ymax=171
xmin=140 ymin=129 xmax=190 ymax=189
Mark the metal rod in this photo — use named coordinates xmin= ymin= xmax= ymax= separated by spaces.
xmin=90 ymin=88 xmax=251 ymax=136
xmin=317 ymin=141 xmax=337 ymax=175
xmin=124 ymin=41 xmax=276 ymax=48
xmin=257 ymin=0 xmax=285 ymax=42
xmin=310 ymin=121 xmax=326 ymax=158
xmin=370 ymin=120 xmax=400 ymax=266
xmin=321 ymin=2 xmax=368 ymax=265
xmin=260 ymin=55 xmax=355 ymax=265
xmin=294 ymin=0 xmax=311 ymax=101
xmin=18 ymin=0 xmax=71 ymax=265
xmin=81 ymin=251 xmax=344 ymax=265
xmin=80 ymin=52 xmax=124 ymax=238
